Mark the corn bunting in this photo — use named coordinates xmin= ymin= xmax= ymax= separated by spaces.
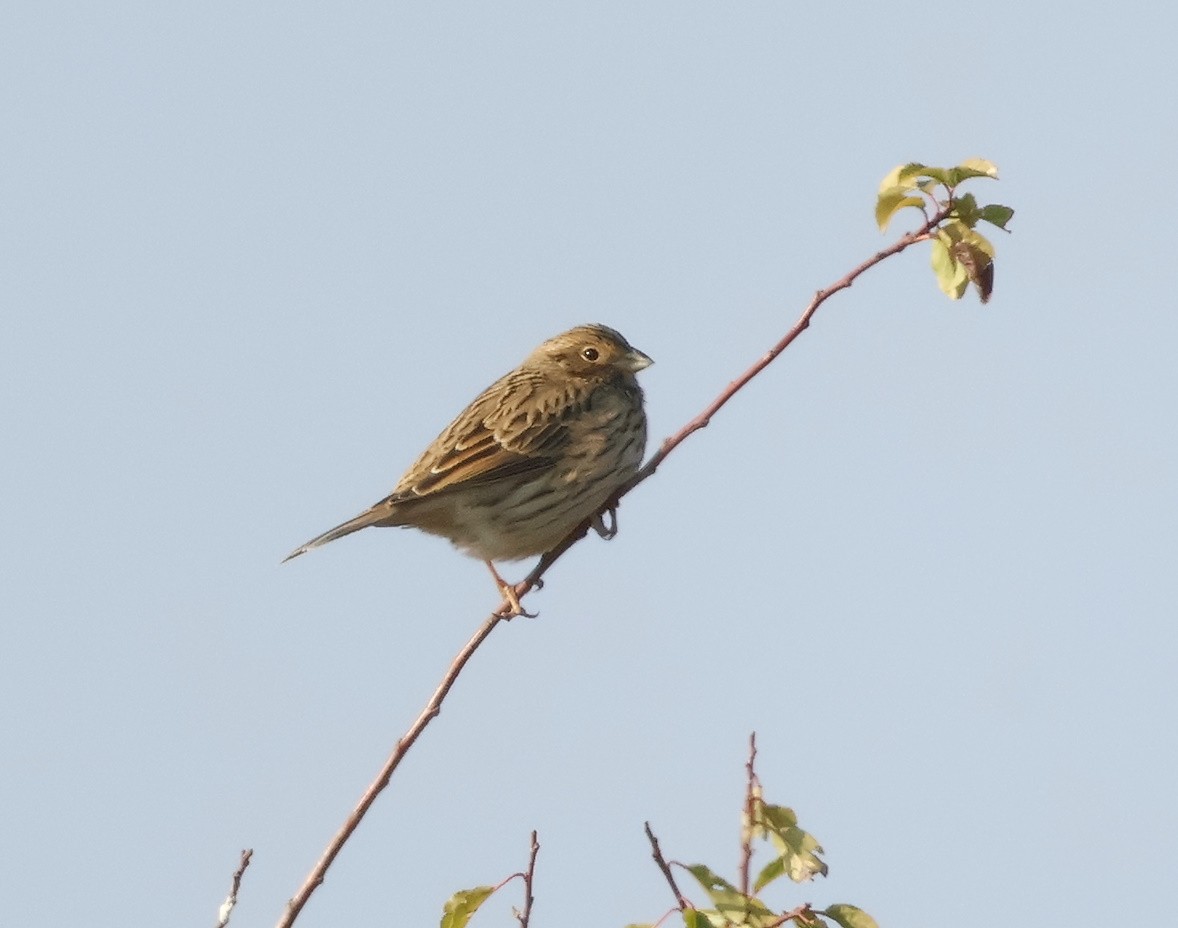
xmin=284 ymin=324 xmax=652 ymax=615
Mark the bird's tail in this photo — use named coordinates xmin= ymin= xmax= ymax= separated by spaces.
xmin=282 ymin=505 xmax=393 ymax=562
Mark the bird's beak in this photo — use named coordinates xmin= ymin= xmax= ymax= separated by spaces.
xmin=623 ymin=347 xmax=654 ymax=372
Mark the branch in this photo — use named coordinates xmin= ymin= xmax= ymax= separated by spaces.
xmin=276 ymin=612 xmax=505 ymax=928
xmin=644 ymin=821 xmax=691 ymax=912
xmin=215 ymin=849 xmax=253 ymax=928
xmin=277 ymin=208 xmax=949 ymax=925
xmin=739 ymin=732 xmax=760 ymax=896
xmin=504 ymin=208 xmax=949 ymax=611
xmin=515 ymin=830 xmax=540 ymax=928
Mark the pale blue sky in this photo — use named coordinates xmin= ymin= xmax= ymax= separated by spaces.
xmin=3 ymin=3 xmax=1175 ymax=927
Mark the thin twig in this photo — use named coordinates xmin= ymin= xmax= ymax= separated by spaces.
xmin=277 ymin=210 xmax=949 ymax=925
xmin=505 ymin=209 xmax=949 ymax=612
xmin=515 ymin=830 xmax=540 ymax=928
xmin=276 ymin=613 xmax=504 ymax=928
xmin=215 ymin=849 xmax=253 ymax=928
xmin=644 ymin=821 xmax=691 ymax=912
xmin=739 ymin=732 xmax=760 ymax=896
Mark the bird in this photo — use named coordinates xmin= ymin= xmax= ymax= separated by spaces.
xmin=284 ymin=323 xmax=652 ymax=616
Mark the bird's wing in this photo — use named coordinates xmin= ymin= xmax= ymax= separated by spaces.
xmin=393 ymin=371 xmax=580 ymax=499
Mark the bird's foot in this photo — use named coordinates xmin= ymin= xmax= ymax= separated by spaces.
xmin=591 ymin=505 xmax=619 ymax=540
xmin=495 ymin=582 xmax=538 ymax=619
xmin=487 ymin=562 xmax=538 ymax=619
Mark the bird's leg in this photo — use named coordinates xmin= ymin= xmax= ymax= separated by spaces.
xmin=486 ymin=561 xmax=537 ymax=619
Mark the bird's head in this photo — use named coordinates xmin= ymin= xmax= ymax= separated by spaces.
xmin=532 ymin=324 xmax=653 ymax=379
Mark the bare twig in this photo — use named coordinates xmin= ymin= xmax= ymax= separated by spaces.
xmin=504 ymin=209 xmax=949 ymax=612
xmin=739 ymin=732 xmax=760 ymax=896
xmin=515 ymin=831 xmax=540 ymax=928
xmin=278 ymin=209 xmax=949 ymax=925
xmin=215 ymin=849 xmax=253 ymax=928
xmin=644 ymin=821 xmax=691 ymax=912
xmin=276 ymin=613 xmax=504 ymax=928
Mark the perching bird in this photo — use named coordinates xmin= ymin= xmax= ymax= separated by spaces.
xmin=284 ymin=324 xmax=652 ymax=615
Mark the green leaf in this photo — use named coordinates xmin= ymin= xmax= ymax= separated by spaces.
xmin=931 ymin=233 xmax=969 ymax=300
xmin=753 ymin=855 xmax=785 ymax=893
xmin=683 ymin=908 xmax=742 ymax=928
xmin=684 ymin=864 xmax=739 ymax=898
xmin=945 ymin=160 xmax=1000 ymax=187
xmin=958 ymin=157 xmax=999 ymax=178
xmin=682 ymin=910 xmax=706 ymax=928
xmin=875 ymin=190 xmax=925 ymax=231
xmin=917 ymin=166 xmax=953 ymax=187
xmin=624 ymin=924 xmax=654 ymax=928
xmin=937 ymin=219 xmax=965 ymax=244
xmin=932 ymin=228 xmax=954 ymax=254
xmin=979 ymin=203 xmax=1015 ymax=230
xmin=878 ymin=162 xmax=927 ymax=193
xmin=682 ymin=865 xmax=775 ymax=925
xmin=822 ymin=904 xmax=881 ymax=928
xmin=775 ymin=827 xmax=829 ymax=881
xmin=440 ymin=886 xmax=495 ymax=928
xmin=878 ymin=164 xmax=904 ymax=192
xmin=753 ymin=805 xmax=827 ymax=882
xmin=898 ymin=163 xmax=932 ymax=186
xmin=756 ymin=803 xmax=797 ymax=831
xmin=951 ymin=192 xmax=980 ymax=227
xmin=945 ymin=264 xmax=970 ymax=299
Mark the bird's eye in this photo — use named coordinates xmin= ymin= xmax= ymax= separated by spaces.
xmin=581 ymin=346 xmax=600 ymax=361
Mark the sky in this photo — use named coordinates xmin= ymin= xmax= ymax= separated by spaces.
xmin=2 ymin=3 xmax=1176 ymax=927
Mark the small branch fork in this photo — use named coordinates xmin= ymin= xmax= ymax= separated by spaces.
xmin=646 ymin=745 xmax=817 ymax=928
xmin=513 ymin=831 xmax=540 ymax=928
xmin=272 ymin=210 xmax=948 ymax=926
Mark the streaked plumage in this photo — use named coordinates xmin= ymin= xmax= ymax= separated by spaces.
xmin=284 ymin=324 xmax=652 ymax=613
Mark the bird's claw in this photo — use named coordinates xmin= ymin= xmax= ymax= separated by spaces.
xmin=496 ymin=583 xmax=538 ymax=620
xmin=488 ymin=567 xmax=538 ymax=619
xmin=496 ymin=570 xmax=548 ymax=616
xmin=591 ymin=505 xmax=619 ymax=540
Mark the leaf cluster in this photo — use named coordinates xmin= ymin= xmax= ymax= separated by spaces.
xmin=634 ymin=795 xmax=875 ymax=928
xmin=876 ymin=158 xmax=1014 ymax=303
xmin=439 ymin=746 xmax=880 ymax=928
